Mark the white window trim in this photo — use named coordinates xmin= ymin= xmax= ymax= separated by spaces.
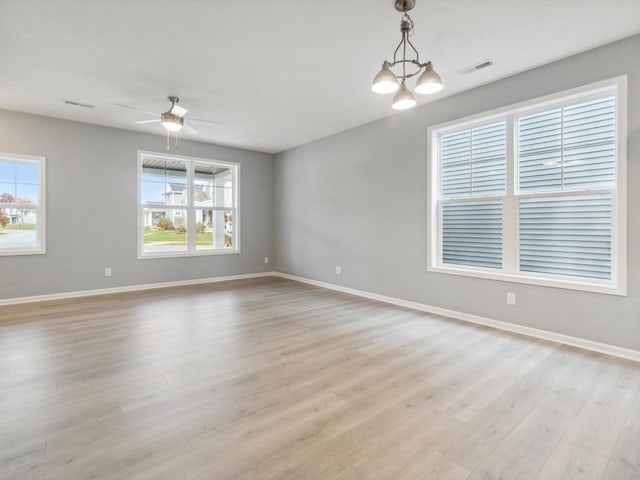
xmin=427 ymin=76 xmax=627 ymax=296
xmin=137 ymin=150 xmax=241 ymax=259
xmin=0 ymin=152 xmax=46 ymax=256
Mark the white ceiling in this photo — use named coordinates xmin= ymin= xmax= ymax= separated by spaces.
xmin=1 ymin=0 xmax=639 ymax=154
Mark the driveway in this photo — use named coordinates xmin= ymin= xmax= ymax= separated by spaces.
xmin=0 ymin=229 xmax=36 ymax=249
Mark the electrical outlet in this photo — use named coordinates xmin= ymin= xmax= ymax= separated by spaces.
xmin=105 ymin=267 xmax=112 ymax=277
xmin=264 ymin=256 xmax=269 ymax=264
xmin=507 ymin=292 xmax=516 ymax=305
xmin=335 ymin=266 xmax=342 ymax=275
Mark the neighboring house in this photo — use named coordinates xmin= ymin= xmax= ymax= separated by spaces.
xmin=142 ymin=170 xmax=233 ymax=245
xmin=5 ymin=208 xmax=36 ymax=225
xmin=143 ymin=182 xmax=186 ymax=228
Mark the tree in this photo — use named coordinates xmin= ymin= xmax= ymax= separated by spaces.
xmin=156 ymin=217 xmax=173 ymax=230
xmin=0 ymin=209 xmax=8 ymax=227
xmin=0 ymin=193 xmax=14 ymax=227
xmin=0 ymin=192 xmax=15 ymax=203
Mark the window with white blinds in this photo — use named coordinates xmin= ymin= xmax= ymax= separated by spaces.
xmin=441 ymin=122 xmax=506 ymax=198
xmin=428 ymin=77 xmax=626 ymax=295
xmin=440 ymin=121 xmax=506 ymax=270
xmin=442 ymin=200 xmax=503 ymax=269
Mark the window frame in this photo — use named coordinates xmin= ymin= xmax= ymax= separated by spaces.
xmin=137 ymin=150 xmax=241 ymax=259
xmin=428 ymin=76 xmax=627 ymax=296
xmin=0 ymin=152 xmax=46 ymax=256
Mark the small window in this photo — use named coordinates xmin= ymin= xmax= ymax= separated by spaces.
xmin=138 ymin=151 xmax=239 ymax=258
xmin=0 ymin=153 xmax=46 ymax=255
xmin=428 ymin=77 xmax=626 ymax=295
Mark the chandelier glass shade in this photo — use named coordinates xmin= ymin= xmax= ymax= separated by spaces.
xmin=372 ymin=0 xmax=443 ymax=110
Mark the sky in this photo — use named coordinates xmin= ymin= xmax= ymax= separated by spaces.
xmin=0 ymin=161 xmax=39 ymax=203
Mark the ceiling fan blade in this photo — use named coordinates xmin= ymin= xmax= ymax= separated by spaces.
xmin=135 ymin=119 xmax=161 ymax=124
xmin=115 ymin=103 xmax=160 ymax=117
xmin=183 ymin=122 xmax=198 ymax=135
xmin=170 ymin=105 xmax=188 ymax=117
xmin=189 ymin=118 xmax=225 ymax=128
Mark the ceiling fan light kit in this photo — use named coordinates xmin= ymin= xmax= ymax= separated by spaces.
xmin=161 ymin=112 xmax=184 ymax=132
xmin=372 ymin=0 xmax=443 ymax=110
xmin=161 ymin=96 xmax=186 ymax=132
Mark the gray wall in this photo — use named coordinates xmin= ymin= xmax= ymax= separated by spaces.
xmin=274 ymin=35 xmax=640 ymax=351
xmin=0 ymin=111 xmax=274 ymax=299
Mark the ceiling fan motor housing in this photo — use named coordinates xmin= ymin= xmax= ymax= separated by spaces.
xmin=161 ymin=112 xmax=184 ymax=126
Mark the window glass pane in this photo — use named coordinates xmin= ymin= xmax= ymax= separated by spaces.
xmin=0 ymin=183 xmax=16 ymax=202
xmin=195 ymin=208 xmax=233 ymax=250
xmin=0 ymin=208 xmax=37 ymax=249
xmin=518 ymin=109 xmax=562 ymax=191
xmin=16 ymin=183 xmax=38 ymax=203
xmin=16 ymin=163 xmax=38 ymax=184
xmin=0 ymin=156 xmax=44 ymax=255
xmin=142 ymin=210 xmax=187 ymax=254
xmin=519 ymin=194 xmax=611 ymax=279
xmin=141 ymin=176 xmax=166 ymax=205
xmin=194 ymin=165 xmax=233 ymax=208
xmin=0 ymin=161 xmax=15 ymax=183
xmin=563 ymin=97 xmax=616 ymax=188
xmin=140 ymin=154 xmax=237 ymax=257
xmin=442 ymin=200 xmax=502 ymax=269
xmin=141 ymin=159 xmax=187 ymax=206
xmin=518 ymin=96 xmax=615 ymax=192
xmin=441 ymin=122 xmax=506 ymax=198
xmin=194 ymin=208 xmax=213 ymax=248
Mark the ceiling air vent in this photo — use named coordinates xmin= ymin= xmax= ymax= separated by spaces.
xmin=458 ymin=59 xmax=494 ymax=75
xmin=63 ymin=99 xmax=95 ymax=109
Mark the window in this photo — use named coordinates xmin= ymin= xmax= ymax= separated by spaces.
xmin=0 ymin=153 xmax=46 ymax=255
xmin=138 ymin=151 xmax=239 ymax=258
xmin=428 ymin=77 xmax=626 ymax=295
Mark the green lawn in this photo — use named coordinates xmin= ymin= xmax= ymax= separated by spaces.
xmin=143 ymin=229 xmax=213 ymax=245
xmin=2 ymin=223 xmax=36 ymax=230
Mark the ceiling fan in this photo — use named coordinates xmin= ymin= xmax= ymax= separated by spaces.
xmin=116 ymin=96 xmax=224 ymax=135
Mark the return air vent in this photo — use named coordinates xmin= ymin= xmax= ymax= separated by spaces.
xmin=458 ymin=59 xmax=494 ymax=75
xmin=63 ymin=99 xmax=95 ymax=109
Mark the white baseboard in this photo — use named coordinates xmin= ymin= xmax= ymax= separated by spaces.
xmin=272 ymin=272 xmax=640 ymax=363
xmin=0 ymin=271 xmax=275 ymax=306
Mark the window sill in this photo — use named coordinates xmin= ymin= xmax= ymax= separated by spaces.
xmin=0 ymin=249 xmax=46 ymax=257
xmin=428 ymin=264 xmax=626 ymax=296
xmin=138 ymin=248 xmax=240 ymax=260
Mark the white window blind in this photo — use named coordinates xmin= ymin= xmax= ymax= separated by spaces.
xmin=429 ymin=77 xmax=626 ymax=295
xmin=516 ymin=95 xmax=616 ymax=280
xmin=519 ymin=194 xmax=612 ymax=279
xmin=441 ymin=122 xmax=506 ymax=198
xmin=440 ymin=122 xmax=506 ymax=270
xmin=518 ymin=96 xmax=615 ymax=192
xmin=442 ymin=200 xmax=503 ymax=269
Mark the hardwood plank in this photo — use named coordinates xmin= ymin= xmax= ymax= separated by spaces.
xmin=601 ymin=361 xmax=640 ymax=479
xmin=466 ymin=352 xmax=611 ymax=479
xmin=0 ymin=277 xmax=639 ymax=480
xmin=537 ymin=359 xmax=639 ymax=479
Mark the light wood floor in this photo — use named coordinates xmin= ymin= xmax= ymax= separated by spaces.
xmin=1 ymin=277 xmax=639 ymax=480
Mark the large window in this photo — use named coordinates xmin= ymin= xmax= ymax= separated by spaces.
xmin=0 ymin=153 xmax=46 ymax=255
xmin=428 ymin=77 xmax=626 ymax=295
xmin=138 ymin=151 xmax=239 ymax=258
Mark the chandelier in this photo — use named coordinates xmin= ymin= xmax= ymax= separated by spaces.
xmin=372 ymin=0 xmax=443 ymax=110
